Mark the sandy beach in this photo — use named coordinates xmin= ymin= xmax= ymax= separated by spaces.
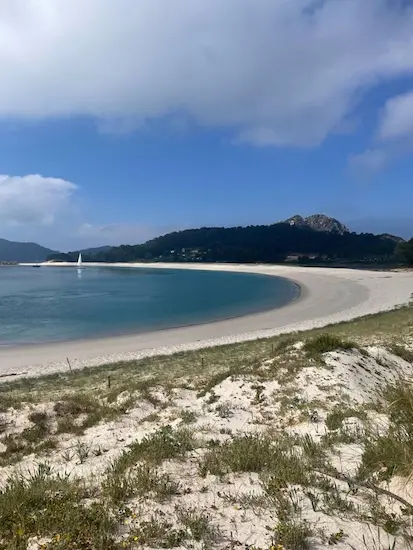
xmin=1 ymin=262 xmax=412 ymax=379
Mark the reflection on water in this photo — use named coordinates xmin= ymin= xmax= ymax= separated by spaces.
xmin=77 ymin=268 xmax=82 ymax=279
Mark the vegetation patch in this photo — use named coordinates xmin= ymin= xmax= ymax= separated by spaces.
xmin=126 ymin=516 xmax=186 ymax=549
xmin=103 ymin=463 xmax=180 ymax=504
xmin=112 ymin=426 xmax=196 ymax=476
xmin=304 ymin=333 xmax=358 ymax=356
xmin=179 ymin=410 xmax=198 ymax=424
xmin=1 ymin=305 xmax=413 ymax=549
xmin=325 ymin=407 xmax=367 ymax=431
xmin=389 ymin=344 xmax=413 ymax=364
xmin=0 ymin=465 xmax=117 ymax=550
xmin=54 ymin=393 xmax=115 ymax=435
xmin=271 ymin=519 xmax=313 ymax=550
xmin=176 ymin=506 xmax=219 ymax=544
xmin=361 ymin=379 xmax=413 ymax=481
xmin=199 ymin=433 xmax=324 ymax=486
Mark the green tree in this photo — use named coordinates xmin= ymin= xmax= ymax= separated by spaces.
xmin=395 ymin=239 xmax=413 ymax=265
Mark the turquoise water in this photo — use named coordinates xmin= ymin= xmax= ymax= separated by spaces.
xmin=0 ymin=267 xmax=299 ymax=345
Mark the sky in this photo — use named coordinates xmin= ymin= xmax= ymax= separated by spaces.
xmin=1 ymin=1 xmax=413 ymax=251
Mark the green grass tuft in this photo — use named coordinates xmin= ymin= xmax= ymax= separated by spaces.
xmin=103 ymin=462 xmax=180 ymax=504
xmin=325 ymin=407 xmax=367 ymax=431
xmin=176 ymin=506 xmax=219 ymax=544
xmin=361 ymin=379 xmax=413 ymax=481
xmin=304 ymin=333 xmax=358 ymax=355
xmin=0 ymin=465 xmax=117 ymax=549
xmin=389 ymin=344 xmax=413 ymax=364
xmin=199 ymin=434 xmax=319 ymax=487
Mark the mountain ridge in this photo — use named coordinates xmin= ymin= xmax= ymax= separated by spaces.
xmin=0 ymin=238 xmax=56 ymax=263
xmin=1 ymin=214 xmax=407 ymax=263
xmin=47 ymin=214 xmax=406 ymax=264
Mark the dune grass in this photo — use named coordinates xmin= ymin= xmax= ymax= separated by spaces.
xmin=0 ymin=465 xmax=117 ymax=550
xmin=361 ymin=379 xmax=413 ymax=482
xmin=303 ymin=333 xmax=358 ymax=356
xmin=0 ymin=304 xmax=412 ymax=549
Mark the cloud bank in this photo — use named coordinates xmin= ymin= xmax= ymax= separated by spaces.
xmin=0 ymin=174 xmax=76 ymax=226
xmin=0 ymin=174 xmax=177 ymax=250
xmin=351 ymin=90 xmax=413 ymax=171
xmin=1 ymin=0 xmax=413 ymax=146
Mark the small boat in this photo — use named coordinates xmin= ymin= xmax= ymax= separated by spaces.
xmin=77 ymin=253 xmax=83 ymax=269
xmin=33 ymin=264 xmax=41 ymax=268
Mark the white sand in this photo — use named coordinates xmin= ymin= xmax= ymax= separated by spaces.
xmin=1 ymin=262 xmax=412 ymax=379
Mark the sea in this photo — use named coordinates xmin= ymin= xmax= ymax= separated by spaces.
xmin=0 ymin=266 xmax=299 ymax=345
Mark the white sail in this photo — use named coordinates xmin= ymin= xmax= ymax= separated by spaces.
xmin=77 ymin=253 xmax=82 ymax=266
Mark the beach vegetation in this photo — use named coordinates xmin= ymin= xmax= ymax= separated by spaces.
xmin=126 ymin=516 xmax=187 ymax=548
xmin=179 ymin=409 xmax=198 ymax=424
xmin=103 ymin=462 xmax=180 ymax=504
xmin=0 ymin=465 xmax=117 ymax=550
xmin=0 ymin=392 xmax=24 ymax=413
xmin=361 ymin=378 xmax=413 ymax=481
xmin=271 ymin=519 xmax=313 ymax=550
xmin=272 ymin=334 xmax=298 ymax=353
xmin=199 ymin=433 xmax=324 ymax=484
xmin=54 ymin=392 xmax=117 ymax=435
xmin=389 ymin=344 xmax=413 ymax=364
xmin=0 ymin=415 xmax=7 ymax=434
xmin=1 ymin=305 xmax=413 ymax=549
xmin=303 ymin=333 xmax=358 ymax=355
xmin=325 ymin=406 xmax=367 ymax=431
xmin=176 ymin=506 xmax=220 ymax=544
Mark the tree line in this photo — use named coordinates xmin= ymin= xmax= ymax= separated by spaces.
xmin=47 ymin=223 xmax=412 ymax=265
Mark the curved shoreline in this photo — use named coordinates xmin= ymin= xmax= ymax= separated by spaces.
xmin=1 ymin=263 xmax=412 ymax=380
xmin=0 ymin=270 xmax=300 ymax=348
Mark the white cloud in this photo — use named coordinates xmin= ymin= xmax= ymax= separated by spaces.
xmin=0 ymin=174 xmax=177 ymax=250
xmin=379 ymin=91 xmax=413 ymax=141
xmin=350 ymin=90 xmax=413 ymax=171
xmin=0 ymin=174 xmax=77 ymax=226
xmin=349 ymin=148 xmax=389 ymax=172
xmin=1 ymin=1 xmax=413 ymax=146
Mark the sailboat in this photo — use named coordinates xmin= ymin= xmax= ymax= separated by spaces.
xmin=77 ymin=253 xmax=83 ymax=269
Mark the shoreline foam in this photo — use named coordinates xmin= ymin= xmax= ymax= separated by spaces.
xmin=1 ymin=262 xmax=412 ymax=379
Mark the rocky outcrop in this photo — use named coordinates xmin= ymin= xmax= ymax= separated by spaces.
xmin=284 ymin=214 xmax=350 ymax=235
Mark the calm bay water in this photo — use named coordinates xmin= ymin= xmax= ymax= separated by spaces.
xmin=0 ymin=266 xmax=299 ymax=345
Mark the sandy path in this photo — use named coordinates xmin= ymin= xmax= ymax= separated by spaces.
xmin=0 ymin=263 xmax=412 ymax=379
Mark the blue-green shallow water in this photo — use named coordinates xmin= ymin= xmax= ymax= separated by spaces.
xmin=0 ymin=267 xmax=299 ymax=345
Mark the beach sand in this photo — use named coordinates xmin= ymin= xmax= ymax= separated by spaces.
xmin=1 ymin=262 xmax=412 ymax=378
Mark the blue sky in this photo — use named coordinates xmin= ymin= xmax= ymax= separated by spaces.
xmin=1 ymin=1 xmax=413 ymax=250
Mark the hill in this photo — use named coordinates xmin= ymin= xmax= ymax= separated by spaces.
xmin=45 ymin=214 xmax=409 ymax=265
xmin=48 ymin=218 xmax=403 ymax=265
xmin=0 ymin=238 xmax=56 ymax=262
xmin=79 ymin=245 xmax=112 ymax=255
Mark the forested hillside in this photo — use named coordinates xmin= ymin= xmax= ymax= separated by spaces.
xmin=48 ymin=221 xmax=405 ymax=265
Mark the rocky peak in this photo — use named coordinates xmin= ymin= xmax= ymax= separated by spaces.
xmin=284 ymin=214 xmax=350 ymax=235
